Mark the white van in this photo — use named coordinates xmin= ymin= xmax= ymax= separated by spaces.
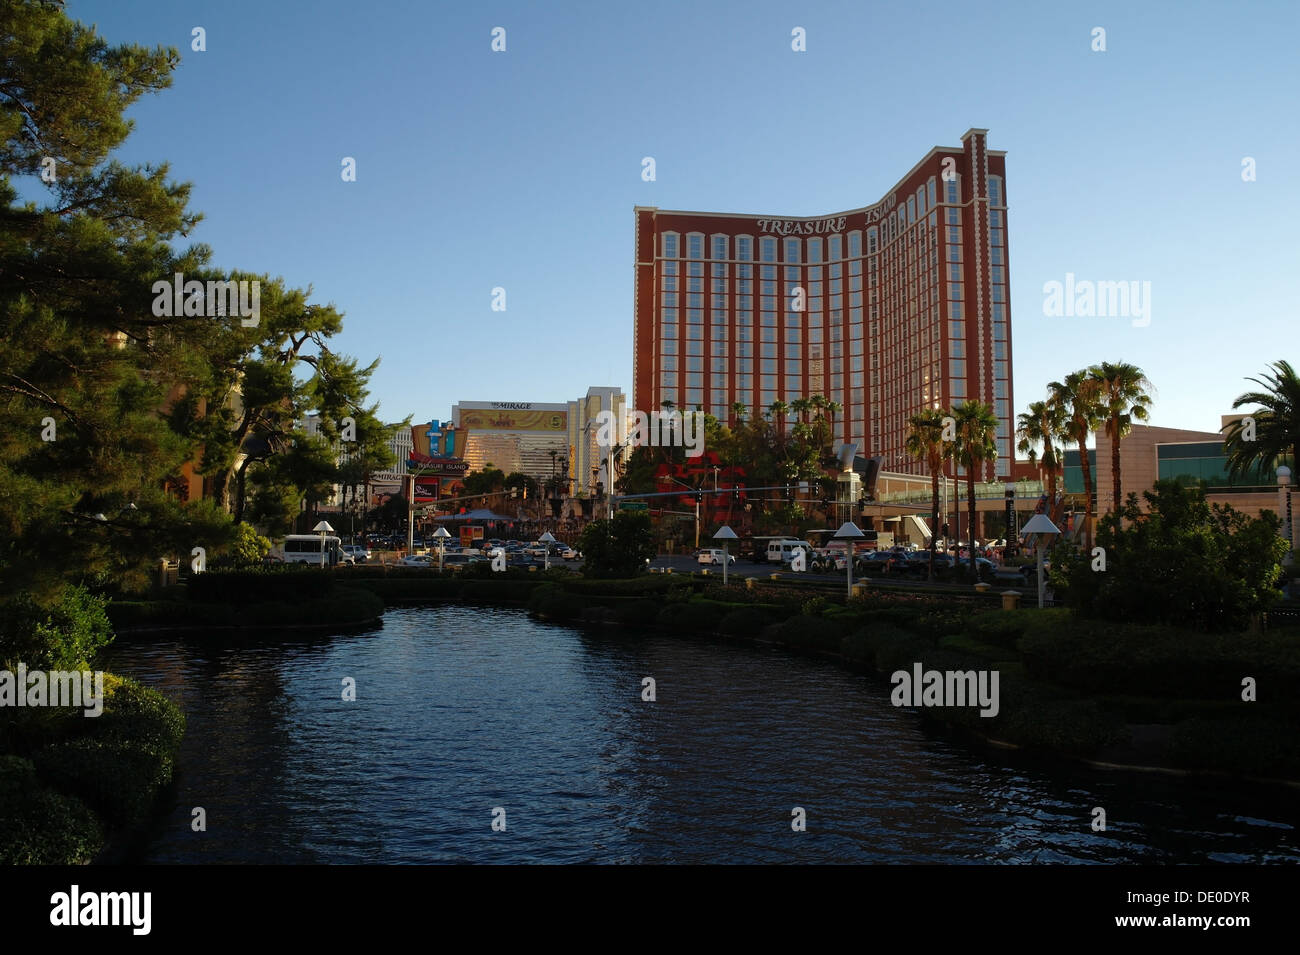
xmin=276 ymin=534 xmax=350 ymax=565
xmin=766 ymin=539 xmax=811 ymax=564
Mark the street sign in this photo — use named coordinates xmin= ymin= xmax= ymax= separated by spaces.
xmin=619 ymin=500 xmax=648 ymax=511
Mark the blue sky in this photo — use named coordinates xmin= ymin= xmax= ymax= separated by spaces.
xmin=59 ymin=0 xmax=1300 ymax=440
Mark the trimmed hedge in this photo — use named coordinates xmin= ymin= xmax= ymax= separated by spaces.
xmin=233 ymin=587 xmax=383 ymax=628
xmin=187 ymin=567 xmax=335 ymax=604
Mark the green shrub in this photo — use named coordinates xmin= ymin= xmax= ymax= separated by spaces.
xmin=657 ymin=599 xmax=729 ymax=634
xmin=527 ymin=583 xmax=587 ymax=622
xmin=0 ymin=585 xmax=114 ymax=671
xmin=188 ymin=566 xmax=335 ymax=605
xmin=0 ymin=755 xmax=104 ymax=865
xmin=966 ymin=610 xmax=1034 ymax=650
xmin=107 ymin=600 xmax=236 ymax=630
xmin=719 ymin=606 xmax=781 ymax=636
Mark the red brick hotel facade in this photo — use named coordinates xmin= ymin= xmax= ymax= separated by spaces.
xmin=633 ymin=128 xmax=1013 ymax=480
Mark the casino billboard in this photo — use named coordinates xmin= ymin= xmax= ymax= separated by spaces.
xmin=459 ymin=408 xmax=567 ymax=432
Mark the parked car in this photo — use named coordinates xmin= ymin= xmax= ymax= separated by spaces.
xmin=398 ymin=554 xmax=434 ymax=566
xmin=954 ymin=556 xmax=998 ymax=576
xmin=560 ymin=546 xmax=580 ymax=560
xmin=697 ymin=548 xmax=736 ymax=566
xmin=341 ymin=544 xmax=370 ymax=564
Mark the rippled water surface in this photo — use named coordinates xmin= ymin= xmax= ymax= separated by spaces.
xmin=104 ymin=607 xmax=1300 ymax=863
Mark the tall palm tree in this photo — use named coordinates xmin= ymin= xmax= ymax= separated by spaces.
xmin=730 ymin=401 xmax=748 ymax=431
xmin=953 ymin=400 xmax=999 ymax=580
xmin=1223 ymin=359 xmax=1300 ymax=482
xmin=825 ymin=400 xmax=842 ymax=447
xmin=1048 ymin=370 xmax=1102 ymax=547
xmin=905 ymin=408 xmax=953 ymax=580
xmin=790 ymin=397 xmax=812 ymax=426
xmin=1089 ymin=362 xmax=1153 ymax=516
xmin=1017 ymin=399 xmax=1066 ymax=510
xmin=769 ymin=400 xmax=789 ymax=454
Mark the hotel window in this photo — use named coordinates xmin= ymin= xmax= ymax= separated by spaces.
xmin=949 ymin=283 xmax=963 ymax=300
xmin=947 ymin=227 xmax=960 ymax=245
xmin=663 ymin=233 xmax=679 ymax=258
xmin=951 ymin=340 xmax=965 ymax=358
xmin=994 ymin=361 xmax=1008 ymax=379
xmin=686 ymin=341 xmax=704 ymax=356
xmin=992 ymin=287 xmax=1005 ymax=303
xmin=784 ymin=238 xmax=801 ymax=263
xmin=685 ymin=390 xmax=703 ymax=405
xmin=661 ymin=340 xmax=677 ymax=355
xmin=989 ymin=211 xmax=1003 ymax=229
xmin=662 ymin=294 xmax=678 ymax=308
xmin=688 ymin=309 xmax=703 ymax=324
xmin=945 ymin=178 xmax=959 ymax=204
xmin=739 ymin=263 xmax=753 ymax=278
xmin=661 ymin=356 xmax=677 ymax=371
xmin=785 ymin=327 xmax=801 ymax=343
xmin=660 ymin=372 xmax=677 ymax=388
xmin=946 ymin=208 xmax=960 ymax=225
xmin=849 ymin=231 xmax=862 ymax=257
xmin=785 ymin=344 xmax=801 ymax=360
xmin=993 ymin=341 xmax=1006 ymax=360
xmin=663 ymin=261 xmax=678 ymax=276
xmin=661 ymin=323 xmax=677 ymax=339
xmin=829 ymin=235 xmax=843 ymax=259
xmin=991 ymin=247 xmax=1003 ymax=264
xmin=737 ymin=236 xmax=753 ymax=261
xmin=688 ymin=276 xmax=702 ymax=292
xmin=808 ymin=238 xmax=823 ymax=263
xmin=993 ymin=322 xmax=1006 ymax=341
xmin=950 ymin=359 xmax=966 ymax=377
xmin=686 ymin=374 xmax=703 ymax=388
xmin=712 ymin=235 xmax=728 ymax=259
xmin=688 ymin=293 xmax=703 ymax=308
xmin=711 ymin=340 xmax=728 ymax=355
xmin=662 ymin=276 xmax=677 ymax=291
xmin=928 ymin=177 xmax=937 ymax=206
xmin=993 ymin=304 xmax=1005 ymax=321
xmin=850 ymin=355 xmax=863 ymax=372
xmin=994 ymin=381 xmax=1008 ymax=398
xmin=786 ymin=266 xmax=801 ymax=281
xmin=907 ymin=197 xmax=916 ymax=224
xmin=949 ymin=379 xmax=966 ymax=398
xmin=761 ymin=313 xmax=776 ymax=328
xmin=688 ymin=233 xmax=704 ymax=258
xmin=867 ymin=228 xmax=878 ymax=253
xmin=712 ymin=263 xmax=727 ymax=278
xmin=688 ymin=262 xmax=703 ymax=277
xmin=809 ymin=325 xmax=822 ymax=342
xmin=761 ymin=295 xmax=776 ymax=311
xmin=785 ymin=376 xmax=802 ymax=392
xmin=917 ymin=186 xmax=927 ymax=216
xmin=950 ymin=302 xmax=963 ymax=319
xmin=761 ymin=376 xmax=777 ymax=390
xmin=830 ymin=359 xmax=843 ymax=374
xmin=761 ymin=238 xmax=777 ymax=262
xmin=948 ymin=264 xmax=962 ymax=281
xmin=686 ymin=357 xmax=703 ymax=372
xmin=687 ymin=325 xmax=704 ymax=340
xmin=988 ymin=176 xmax=1003 ymax=205
xmin=711 ymin=357 xmax=727 ymax=372
xmin=850 ymin=338 xmax=864 ymax=356
xmin=991 ymin=229 xmax=1004 ymax=246
xmin=991 ymin=266 xmax=1004 ymax=283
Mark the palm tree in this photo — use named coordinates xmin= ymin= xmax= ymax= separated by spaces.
xmin=905 ymin=408 xmax=953 ymax=580
xmin=730 ymin=401 xmax=748 ymax=431
xmin=790 ymin=397 xmax=812 ymax=426
xmin=1089 ymin=362 xmax=1153 ymax=517
xmin=769 ymin=400 xmax=789 ymax=455
xmin=825 ymin=400 xmax=842 ymax=447
xmin=1048 ymin=370 xmax=1102 ymax=547
xmin=1223 ymin=360 xmax=1300 ymax=482
xmin=953 ymin=400 xmax=999 ymax=580
xmin=1017 ymin=399 xmax=1066 ymax=511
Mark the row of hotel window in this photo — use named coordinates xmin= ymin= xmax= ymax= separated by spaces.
xmin=659 ymin=177 xmax=1004 ymax=263
xmin=662 ymin=261 xmax=1008 ymax=296
xmin=657 ymin=303 xmax=1009 ymax=333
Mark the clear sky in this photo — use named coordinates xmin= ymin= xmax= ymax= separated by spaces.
xmin=62 ymin=0 xmax=1300 ymax=441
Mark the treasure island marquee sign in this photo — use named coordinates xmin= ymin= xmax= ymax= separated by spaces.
xmin=753 ymin=193 xmax=897 ymax=235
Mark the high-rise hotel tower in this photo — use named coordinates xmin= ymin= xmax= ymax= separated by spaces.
xmin=633 ymin=128 xmax=1012 ymax=480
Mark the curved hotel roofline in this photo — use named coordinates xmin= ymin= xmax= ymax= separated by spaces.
xmin=635 ymin=129 xmax=1003 ymax=225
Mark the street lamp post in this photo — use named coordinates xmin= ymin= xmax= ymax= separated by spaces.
xmin=834 ymin=521 xmax=866 ymax=600
xmin=1021 ymin=513 xmax=1061 ymax=609
xmin=1279 ymin=466 xmax=1293 ymax=568
xmin=539 ymin=531 xmax=556 ymax=571
xmin=714 ymin=524 xmax=738 ymax=587
xmin=433 ymin=526 xmax=451 ymax=572
xmin=313 ymin=520 xmax=335 ymax=568
xmin=1004 ymin=482 xmax=1018 ymax=560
